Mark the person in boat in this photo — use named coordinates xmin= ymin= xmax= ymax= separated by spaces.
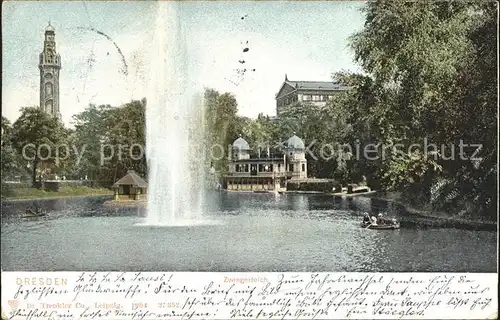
xmin=370 ymin=215 xmax=378 ymax=226
xmin=377 ymin=213 xmax=385 ymax=225
xmin=362 ymin=213 xmax=371 ymax=224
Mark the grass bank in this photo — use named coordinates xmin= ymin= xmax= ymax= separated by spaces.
xmin=2 ymin=185 xmax=113 ymax=201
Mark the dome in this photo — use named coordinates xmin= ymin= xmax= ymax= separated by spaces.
xmin=45 ymin=22 xmax=55 ymax=32
xmin=287 ymin=133 xmax=305 ymax=150
xmin=232 ymin=136 xmax=250 ymax=150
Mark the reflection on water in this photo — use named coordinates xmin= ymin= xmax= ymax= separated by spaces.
xmin=1 ymin=193 xmax=497 ymax=272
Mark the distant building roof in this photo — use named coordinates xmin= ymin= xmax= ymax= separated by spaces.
xmin=285 ymin=80 xmax=349 ymax=91
xmin=275 ymin=75 xmax=350 ymax=100
xmin=113 ymin=170 xmax=148 ymax=188
xmin=232 ymin=136 xmax=250 ymax=150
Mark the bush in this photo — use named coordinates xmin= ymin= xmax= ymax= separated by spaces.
xmin=287 ymin=180 xmax=334 ymax=192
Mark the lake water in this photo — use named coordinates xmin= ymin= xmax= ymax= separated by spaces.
xmin=1 ymin=193 xmax=497 ymax=272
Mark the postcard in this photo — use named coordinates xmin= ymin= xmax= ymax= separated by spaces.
xmin=1 ymin=1 xmax=497 ymax=319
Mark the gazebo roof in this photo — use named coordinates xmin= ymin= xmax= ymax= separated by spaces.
xmin=113 ymin=170 xmax=148 ymax=188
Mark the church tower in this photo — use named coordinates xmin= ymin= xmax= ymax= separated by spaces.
xmin=39 ymin=22 xmax=61 ymax=119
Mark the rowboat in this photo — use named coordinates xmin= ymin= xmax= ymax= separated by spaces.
xmin=22 ymin=209 xmax=47 ymax=218
xmin=361 ymin=221 xmax=400 ymax=230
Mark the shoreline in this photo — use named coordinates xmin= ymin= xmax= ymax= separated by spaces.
xmin=2 ymin=188 xmax=496 ymax=230
xmin=1 ymin=193 xmax=113 ymax=202
xmin=363 ymin=192 xmax=497 ymax=229
xmin=103 ymin=199 xmax=147 ymax=207
xmin=329 ymin=190 xmax=377 ymax=197
xmin=223 ymin=189 xmax=496 ymax=229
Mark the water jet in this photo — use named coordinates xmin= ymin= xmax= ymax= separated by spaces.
xmin=144 ymin=2 xmax=208 ymax=226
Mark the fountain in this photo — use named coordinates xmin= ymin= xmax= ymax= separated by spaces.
xmin=143 ymin=2 xmax=209 ymax=226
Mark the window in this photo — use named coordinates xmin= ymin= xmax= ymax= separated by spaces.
xmin=258 ymin=164 xmax=273 ymax=172
xmin=312 ymin=95 xmax=320 ymax=101
xmin=302 ymin=95 xmax=311 ymax=101
xmin=289 ymin=164 xmax=294 ymax=172
xmin=236 ymin=164 xmax=249 ymax=172
xmin=302 ymin=163 xmax=305 ymax=172
xmin=45 ymin=100 xmax=53 ymax=113
xmin=45 ymin=83 xmax=53 ymax=96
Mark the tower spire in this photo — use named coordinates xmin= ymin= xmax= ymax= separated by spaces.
xmin=39 ymin=22 xmax=61 ymax=120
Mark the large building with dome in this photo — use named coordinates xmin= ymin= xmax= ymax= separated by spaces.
xmin=223 ymin=133 xmax=308 ymax=191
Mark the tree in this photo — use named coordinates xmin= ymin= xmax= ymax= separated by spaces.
xmin=1 ymin=117 xmax=26 ymax=197
xmin=71 ymin=99 xmax=147 ymax=185
xmin=345 ymin=1 xmax=497 ymax=218
xmin=11 ymin=107 xmax=67 ymax=186
xmin=240 ymin=113 xmax=277 ymax=157
xmin=105 ymin=99 xmax=147 ymax=180
xmin=204 ymin=89 xmax=240 ymax=174
xmin=70 ymin=104 xmax=112 ymax=182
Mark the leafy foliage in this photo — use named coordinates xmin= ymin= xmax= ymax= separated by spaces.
xmin=70 ymin=99 xmax=147 ymax=185
xmin=345 ymin=1 xmax=497 ymax=219
xmin=10 ymin=107 xmax=67 ymax=185
xmin=204 ymin=89 xmax=240 ymax=174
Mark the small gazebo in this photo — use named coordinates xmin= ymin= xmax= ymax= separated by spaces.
xmin=112 ymin=170 xmax=148 ymax=201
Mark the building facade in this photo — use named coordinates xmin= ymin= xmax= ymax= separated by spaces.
xmin=223 ymin=134 xmax=308 ymax=191
xmin=39 ymin=22 xmax=61 ymax=119
xmin=275 ymin=74 xmax=350 ymax=117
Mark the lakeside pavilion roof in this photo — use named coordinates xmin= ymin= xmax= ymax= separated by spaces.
xmin=232 ymin=136 xmax=250 ymax=150
xmin=113 ymin=170 xmax=148 ymax=188
xmin=287 ymin=134 xmax=305 ymax=150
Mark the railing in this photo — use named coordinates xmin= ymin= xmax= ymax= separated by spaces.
xmin=226 ymin=171 xmax=288 ymax=177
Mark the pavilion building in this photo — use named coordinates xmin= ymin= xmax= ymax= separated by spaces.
xmin=223 ymin=134 xmax=307 ymax=191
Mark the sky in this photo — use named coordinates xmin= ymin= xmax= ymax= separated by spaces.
xmin=2 ymin=1 xmax=366 ymax=126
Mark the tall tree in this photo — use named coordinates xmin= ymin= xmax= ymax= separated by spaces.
xmin=104 ymin=99 xmax=147 ymax=180
xmin=11 ymin=107 xmax=67 ymax=185
xmin=71 ymin=99 xmax=147 ymax=185
xmin=204 ymin=89 xmax=240 ymax=174
xmin=71 ymin=104 xmax=113 ymax=182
